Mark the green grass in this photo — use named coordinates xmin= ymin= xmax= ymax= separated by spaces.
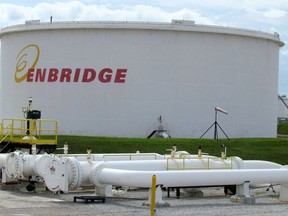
xmin=56 ymin=136 xmax=288 ymax=165
xmin=278 ymin=121 xmax=288 ymax=134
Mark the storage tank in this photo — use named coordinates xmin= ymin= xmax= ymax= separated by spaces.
xmin=0 ymin=20 xmax=284 ymax=138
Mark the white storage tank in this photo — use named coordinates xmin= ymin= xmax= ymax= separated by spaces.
xmin=0 ymin=20 xmax=284 ymax=138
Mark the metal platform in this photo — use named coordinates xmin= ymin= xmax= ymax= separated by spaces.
xmin=0 ymin=118 xmax=58 ymax=153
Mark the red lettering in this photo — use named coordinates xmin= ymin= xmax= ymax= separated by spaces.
xmin=48 ymin=68 xmax=59 ymax=82
xmin=60 ymin=68 xmax=72 ymax=82
xmin=27 ymin=68 xmax=34 ymax=82
xmin=114 ymin=69 xmax=127 ymax=83
xmin=82 ymin=68 xmax=96 ymax=82
xmin=35 ymin=68 xmax=46 ymax=82
xmin=73 ymin=68 xmax=81 ymax=82
xmin=24 ymin=67 xmax=128 ymax=83
xmin=99 ymin=68 xmax=112 ymax=83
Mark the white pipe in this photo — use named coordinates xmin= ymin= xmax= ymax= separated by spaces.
xmin=78 ymin=161 xmax=95 ymax=186
xmin=65 ymin=157 xmax=82 ymax=190
xmin=22 ymin=154 xmax=40 ymax=177
xmin=5 ymin=152 xmax=24 ymax=179
xmin=0 ymin=154 xmax=8 ymax=166
xmin=59 ymin=153 xmax=165 ymax=161
xmin=243 ymin=160 xmax=282 ymax=169
xmin=36 ymin=155 xmax=91 ymax=192
xmin=243 ymin=160 xmax=282 ymax=188
xmin=65 ymin=157 xmax=243 ymax=190
xmin=4 ymin=152 xmax=53 ymax=179
xmin=3 ymin=150 xmax=287 ymax=197
xmin=104 ymin=156 xmax=244 ymax=171
xmin=0 ymin=154 xmax=9 ymax=182
xmin=96 ymin=167 xmax=288 ymax=188
xmin=2 ymin=151 xmax=236 ymax=182
xmin=61 ymin=159 xmax=97 ymax=191
xmin=38 ymin=154 xmax=241 ymax=191
xmin=4 ymin=154 xmax=245 ymax=191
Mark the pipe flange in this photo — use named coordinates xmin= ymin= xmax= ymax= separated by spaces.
xmin=42 ymin=157 xmax=66 ymax=192
xmin=78 ymin=161 xmax=84 ymax=187
xmin=66 ymin=157 xmax=81 ymax=190
xmin=5 ymin=152 xmax=24 ymax=179
xmin=89 ymin=162 xmax=108 ymax=186
xmin=34 ymin=154 xmax=54 ymax=176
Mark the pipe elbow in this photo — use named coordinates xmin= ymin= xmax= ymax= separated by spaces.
xmin=231 ymin=156 xmax=244 ymax=169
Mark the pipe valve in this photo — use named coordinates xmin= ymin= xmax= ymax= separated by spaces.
xmin=198 ymin=146 xmax=202 ymax=159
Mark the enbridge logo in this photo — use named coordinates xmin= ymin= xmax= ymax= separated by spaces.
xmin=15 ymin=44 xmax=40 ymax=82
xmin=15 ymin=44 xmax=128 ymax=83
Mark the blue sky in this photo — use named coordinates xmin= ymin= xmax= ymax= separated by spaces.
xmin=0 ymin=0 xmax=287 ymax=94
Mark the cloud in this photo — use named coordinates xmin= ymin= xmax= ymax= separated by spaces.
xmin=0 ymin=1 xmax=215 ymax=28
xmin=263 ymin=9 xmax=287 ymax=19
xmin=0 ymin=1 xmax=287 ymax=31
xmin=0 ymin=4 xmax=29 ymax=27
xmin=244 ymin=7 xmax=287 ymax=22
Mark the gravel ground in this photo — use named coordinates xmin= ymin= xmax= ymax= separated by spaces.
xmin=0 ymin=184 xmax=288 ymax=216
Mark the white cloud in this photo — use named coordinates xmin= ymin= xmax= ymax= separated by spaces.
xmin=263 ymin=9 xmax=287 ymax=19
xmin=0 ymin=1 xmax=287 ymax=30
xmin=0 ymin=4 xmax=28 ymax=27
xmin=245 ymin=7 xmax=287 ymax=21
xmin=0 ymin=1 xmax=215 ymax=28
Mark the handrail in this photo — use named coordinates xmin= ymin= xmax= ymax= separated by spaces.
xmin=166 ymin=157 xmax=233 ymax=171
xmin=103 ymin=153 xmax=158 ymax=160
xmin=1 ymin=118 xmax=58 ymax=145
xmin=0 ymin=123 xmax=12 ymax=143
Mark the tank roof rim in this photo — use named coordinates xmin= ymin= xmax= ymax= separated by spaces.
xmin=0 ymin=20 xmax=284 ymax=47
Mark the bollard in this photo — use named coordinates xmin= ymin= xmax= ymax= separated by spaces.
xmin=151 ymin=175 xmax=156 ymax=216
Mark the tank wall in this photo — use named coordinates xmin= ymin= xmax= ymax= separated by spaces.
xmin=0 ymin=27 xmax=280 ymax=138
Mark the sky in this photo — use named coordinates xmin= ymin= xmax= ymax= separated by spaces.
xmin=0 ymin=0 xmax=287 ymax=94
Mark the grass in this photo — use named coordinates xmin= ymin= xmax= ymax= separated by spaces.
xmin=278 ymin=121 xmax=288 ymax=134
xmin=56 ymin=136 xmax=288 ymax=165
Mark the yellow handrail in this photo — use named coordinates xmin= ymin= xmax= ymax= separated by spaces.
xmin=103 ymin=153 xmax=158 ymax=160
xmin=0 ymin=123 xmax=12 ymax=143
xmin=1 ymin=118 xmax=58 ymax=145
xmin=166 ymin=157 xmax=233 ymax=171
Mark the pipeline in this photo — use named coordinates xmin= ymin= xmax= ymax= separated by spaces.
xmin=243 ymin=160 xmax=282 ymax=169
xmin=1 ymin=151 xmax=243 ymax=188
xmin=4 ymin=151 xmax=57 ymax=180
xmin=94 ymin=167 xmax=288 ymax=188
xmin=60 ymin=152 xmax=165 ymax=161
xmin=2 ymin=150 xmax=288 ymax=201
xmin=41 ymin=156 xmax=243 ymax=192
